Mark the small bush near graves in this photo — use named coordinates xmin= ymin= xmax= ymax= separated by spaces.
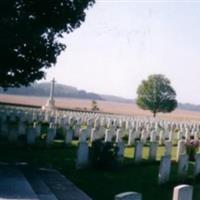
xmin=91 ymin=139 xmax=119 ymax=170
xmin=55 ymin=127 xmax=65 ymax=140
xmin=185 ymin=137 xmax=200 ymax=161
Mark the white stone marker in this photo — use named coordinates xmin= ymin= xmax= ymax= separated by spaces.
xmin=33 ymin=122 xmax=41 ymax=137
xmin=1 ymin=121 xmax=8 ymax=137
xmin=134 ymin=141 xmax=143 ymax=163
xmin=74 ymin=126 xmax=81 ymax=137
xmin=90 ymin=128 xmax=98 ymax=142
xmin=177 ymin=131 xmax=183 ymax=140
xmin=79 ymin=129 xmax=88 ymax=143
xmin=105 ymin=129 xmax=112 ymax=142
xmin=8 ymin=127 xmax=18 ymax=142
xmin=116 ymin=142 xmax=125 ymax=162
xmin=168 ymin=130 xmax=173 ymax=142
xmin=176 ymin=139 xmax=186 ymax=161
xmin=150 ymin=130 xmax=157 ymax=142
xmin=76 ymin=142 xmax=89 ymax=169
xmin=158 ymin=155 xmax=171 ymax=185
xmin=116 ymin=129 xmax=122 ymax=143
xmin=128 ymin=129 xmax=135 ymax=146
xmin=141 ymin=129 xmax=147 ymax=143
xmin=159 ymin=130 xmax=165 ymax=145
xmin=164 ymin=141 xmax=172 ymax=156
xmin=115 ymin=192 xmax=142 ymax=200
xmin=172 ymin=185 xmax=193 ymax=200
xmin=194 ymin=153 xmax=200 ymax=177
xmin=185 ymin=129 xmax=191 ymax=140
xmin=194 ymin=131 xmax=199 ymax=140
xmin=178 ymin=154 xmax=189 ymax=180
xmin=64 ymin=128 xmax=73 ymax=144
xmin=42 ymin=78 xmax=57 ymax=111
xmin=27 ymin=127 xmax=37 ymax=145
xmin=46 ymin=127 xmax=56 ymax=145
xmin=149 ymin=142 xmax=157 ymax=161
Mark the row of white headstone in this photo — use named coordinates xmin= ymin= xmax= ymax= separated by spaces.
xmin=1 ymin=115 xmax=200 ymax=152
xmin=1 ymin=106 xmax=200 ymax=133
xmin=115 ymin=184 xmax=193 ymax=200
xmin=158 ymin=153 xmax=200 ymax=185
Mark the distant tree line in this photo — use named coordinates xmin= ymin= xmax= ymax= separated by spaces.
xmin=0 ymin=83 xmax=103 ymax=100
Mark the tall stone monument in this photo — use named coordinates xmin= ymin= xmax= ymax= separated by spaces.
xmin=42 ymin=78 xmax=57 ymax=110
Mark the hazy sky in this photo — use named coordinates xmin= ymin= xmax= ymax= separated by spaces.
xmin=41 ymin=0 xmax=200 ymax=104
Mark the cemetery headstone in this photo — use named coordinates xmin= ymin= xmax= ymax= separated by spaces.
xmin=172 ymin=185 xmax=193 ymax=200
xmin=158 ymin=155 xmax=171 ymax=185
xmin=115 ymin=192 xmax=142 ymax=200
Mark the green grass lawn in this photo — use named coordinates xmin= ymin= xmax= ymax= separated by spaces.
xmin=0 ymin=141 xmax=199 ymax=200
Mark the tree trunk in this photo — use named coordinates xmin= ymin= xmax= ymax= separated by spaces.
xmin=153 ymin=112 xmax=156 ymax=118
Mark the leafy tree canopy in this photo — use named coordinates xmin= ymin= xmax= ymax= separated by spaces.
xmin=136 ymin=74 xmax=177 ymax=117
xmin=0 ymin=0 xmax=94 ymax=89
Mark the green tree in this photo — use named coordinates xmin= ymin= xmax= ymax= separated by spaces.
xmin=0 ymin=0 xmax=94 ymax=89
xmin=136 ymin=74 xmax=177 ymax=117
xmin=91 ymin=100 xmax=99 ymax=111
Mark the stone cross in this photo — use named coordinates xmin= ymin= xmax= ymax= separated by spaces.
xmin=42 ymin=78 xmax=56 ymax=110
xmin=50 ymin=78 xmax=55 ymax=101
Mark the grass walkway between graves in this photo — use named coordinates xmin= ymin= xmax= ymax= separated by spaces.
xmin=0 ymin=142 xmax=200 ymax=200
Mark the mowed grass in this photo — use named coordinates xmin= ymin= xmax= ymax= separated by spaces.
xmin=0 ymin=142 xmax=200 ymax=200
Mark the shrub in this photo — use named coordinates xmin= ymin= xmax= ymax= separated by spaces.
xmin=185 ymin=137 xmax=200 ymax=161
xmin=91 ymin=139 xmax=119 ymax=170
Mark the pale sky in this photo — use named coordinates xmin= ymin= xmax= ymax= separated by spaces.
xmin=41 ymin=0 xmax=200 ymax=104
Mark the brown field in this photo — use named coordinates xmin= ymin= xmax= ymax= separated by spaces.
xmin=1 ymin=94 xmax=200 ymax=121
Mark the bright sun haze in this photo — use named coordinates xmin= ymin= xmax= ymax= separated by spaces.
xmin=42 ymin=0 xmax=200 ymax=104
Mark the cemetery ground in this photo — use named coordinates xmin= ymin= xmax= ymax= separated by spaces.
xmin=0 ymin=141 xmax=200 ymax=200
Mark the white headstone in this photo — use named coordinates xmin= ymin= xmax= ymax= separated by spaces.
xmin=176 ymin=139 xmax=186 ymax=161
xmin=8 ymin=127 xmax=18 ymax=142
xmin=115 ymin=192 xmax=142 ymax=200
xmin=64 ymin=128 xmax=73 ymax=144
xmin=172 ymin=185 xmax=193 ymax=200
xmin=76 ymin=142 xmax=89 ymax=169
xmin=116 ymin=129 xmax=122 ymax=143
xmin=116 ymin=142 xmax=125 ymax=162
xmin=33 ymin=122 xmax=41 ymax=137
xmin=194 ymin=153 xmax=200 ymax=177
xmin=164 ymin=141 xmax=172 ymax=156
xmin=159 ymin=130 xmax=165 ymax=145
xmin=105 ymin=129 xmax=112 ymax=142
xmin=46 ymin=127 xmax=56 ymax=145
xmin=149 ymin=142 xmax=157 ymax=161
xmin=150 ymin=130 xmax=157 ymax=142
xmin=194 ymin=131 xmax=199 ymax=140
xmin=158 ymin=155 xmax=171 ymax=185
xmin=178 ymin=154 xmax=189 ymax=180
xmin=90 ymin=128 xmax=98 ymax=142
xmin=27 ymin=127 xmax=37 ymax=145
xmin=79 ymin=129 xmax=88 ymax=143
xmin=0 ymin=121 xmax=8 ymax=137
xmin=141 ymin=129 xmax=147 ymax=143
xmin=128 ymin=129 xmax=135 ymax=146
xmin=134 ymin=141 xmax=143 ymax=163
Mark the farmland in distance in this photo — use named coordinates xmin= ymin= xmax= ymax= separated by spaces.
xmin=1 ymin=94 xmax=200 ymax=121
